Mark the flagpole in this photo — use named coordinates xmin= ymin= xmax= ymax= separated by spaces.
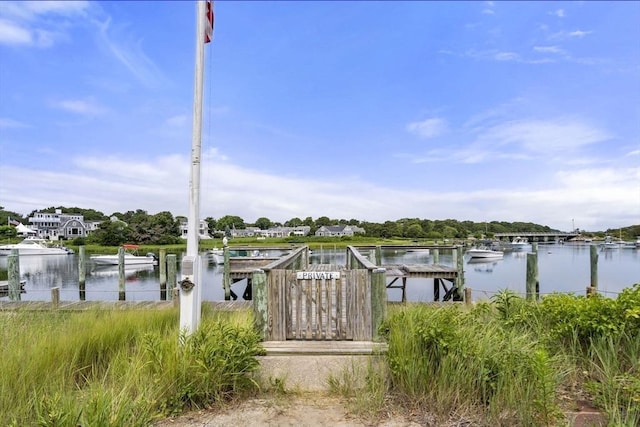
xmin=180 ymin=0 xmax=207 ymax=335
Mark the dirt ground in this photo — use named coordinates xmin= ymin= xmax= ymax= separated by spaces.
xmin=154 ymin=393 xmax=426 ymax=427
xmin=153 ymin=392 xmax=607 ymax=427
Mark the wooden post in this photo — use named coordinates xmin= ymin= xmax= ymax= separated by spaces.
xmin=78 ymin=246 xmax=86 ymax=301
xmin=375 ymin=245 xmax=382 ymax=266
xmin=8 ymin=249 xmax=21 ymax=301
xmin=371 ymin=268 xmax=387 ymax=341
xmin=159 ymin=248 xmax=167 ymax=300
xmin=455 ymin=246 xmax=465 ymax=300
xmin=252 ymin=269 xmax=268 ymax=340
xmin=526 ymin=252 xmax=539 ymax=301
xmin=464 ymin=287 xmax=472 ymax=307
xmin=118 ymin=246 xmax=125 ymax=301
xmin=532 ymin=242 xmax=538 ymax=253
xmin=51 ymin=287 xmax=60 ymax=309
xmin=223 ymin=246 xmax=230 ymax=300
xmin=173 ymin=287 xmax=179 ymax=307
xmin=590 ymin=244 xmax=598 ymax=290
xmin=433 ymin=278 xmax=440 ymax=302
xmin=167 ymin=254 xmax=177 ymax=300
xmin=432 ymin=248 xmax=439 ymax=265
xmin=320 ymin=244 xmax=324 ymax=264
xmin=586 ymin=286 xmax=596 ymax=297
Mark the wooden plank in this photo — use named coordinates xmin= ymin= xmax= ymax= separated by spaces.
xmin=315 ymin=275 xmax=322 ymax=340
xmin=305 ymin=278 xmax=312 ymax=339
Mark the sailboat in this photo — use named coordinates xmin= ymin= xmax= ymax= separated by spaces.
xmin=180 ymin=0 xmax=215 ymax=335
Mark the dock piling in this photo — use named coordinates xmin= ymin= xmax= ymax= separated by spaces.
xmin=590 ymin=245 xmax=598 ymax=290
xmin=78 ymin=246 xmax=86 ymax=301
xmin=167 ymin=254 xmax=177 ymax=300
xmin=159 ymin=249 xmax=167 ymax=300
xmin=118 ymin=246 xmax=125 ymax=301
xmin=8 ymin=249 xmax=21 ymax=301
xmin=526 ymin=252 xmax=539 ymax=301
xmin=51 ymin=287 xmax=60 ymax=309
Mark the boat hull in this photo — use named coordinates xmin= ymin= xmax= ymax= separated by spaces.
xmin=90 ymin=255 xmax=157 ymax=266
xmin=467 ymin=249 xmax=504 ymax=259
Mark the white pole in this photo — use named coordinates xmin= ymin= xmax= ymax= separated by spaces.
xmin=180 ymin=0 xmax=207 ymax=335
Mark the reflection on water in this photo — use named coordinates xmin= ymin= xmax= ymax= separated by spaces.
xmin=1 ymin=244 xmax=638 ymax=303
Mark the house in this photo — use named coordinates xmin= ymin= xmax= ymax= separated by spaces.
xmin=28 ymin=209 xmax=91 ymax=240
xmin=179 ymin=220 xmax=211 ymax=239
xmin=230 ymin=225 xmax=311 ymax=238
xmin=315 ymin=225 xmax=365 ymax=237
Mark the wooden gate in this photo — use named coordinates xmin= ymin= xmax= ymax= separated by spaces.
xmin=268 ymin=269 xmax=372 ymax=341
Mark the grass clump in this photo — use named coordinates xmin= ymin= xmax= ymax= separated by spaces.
xmin=379 ymin=284 xmax=640 ymax=426
xmin=0 ymin=308 xmax=262 ymax=426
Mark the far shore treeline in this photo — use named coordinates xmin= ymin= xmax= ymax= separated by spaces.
xmin=1 ymin=205 xmax=639 ymax=247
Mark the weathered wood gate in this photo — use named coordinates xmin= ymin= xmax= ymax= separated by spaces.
xmin=252 ymin=246 xmax=386 ymax=342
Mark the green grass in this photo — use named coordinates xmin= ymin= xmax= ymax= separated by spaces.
xmin=3 ymin=285 xmax=638 ymax=426
xmin=0 ymin=307 xmax=262 ymax=426
xmin=379 ymin=284 xmax=640 ymax=425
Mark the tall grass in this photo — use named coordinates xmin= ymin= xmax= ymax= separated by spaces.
xmin=380 ymin=284 xmax=640 ymax=426
xmin=380 ymin=304 xmax=563 ymax=425
xmin=0 ymin=308 xmax=262 ymax=426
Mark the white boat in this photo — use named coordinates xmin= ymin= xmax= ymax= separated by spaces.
xmin=600 ymin=236 xmax=619 ymax=250
xmin=90 ymin=244 xmax=157 ymax=266
xmin=510 ymin=236 xmax=530 ymax=250
xmin=467 ymin=247 xmax=504 ymax=259
xmin=208 ymin=248 xmax=224 ymax=264
xmin=91 ymin=264 xmax=155 ymax=277
xmin=0 ymin=237 xmax=74 ymax=256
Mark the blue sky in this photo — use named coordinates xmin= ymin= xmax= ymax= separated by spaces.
xmin=0 ymin=1 xmax=638 ymax=231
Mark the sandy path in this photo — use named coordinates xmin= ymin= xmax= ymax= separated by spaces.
xmin=154 ymin=394 xmax=423 ymax=427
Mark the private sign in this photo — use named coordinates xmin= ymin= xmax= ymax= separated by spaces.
xmin=296 ymin=271 xmax=341 ymax=280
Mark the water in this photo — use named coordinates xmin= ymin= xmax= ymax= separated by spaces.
xmin=1 ymin=243 xmax=638 ymax=303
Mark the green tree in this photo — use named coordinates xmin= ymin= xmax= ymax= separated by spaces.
xmin=315 ymin=216 xmax=332 ymax=227
xmin=88 ymin=220 xmax=130 ymax=246
xmin=254 ymin=217 xmax=272 ymax=230
xmin=204 ymin=216 xmax=217 ymax=235
xmin=0 ymin=225 xmax=17 ymax=239
xmin=285 ymin=217 xmax=302 ymax=227
xmin=405 ymin=223 xmax=424 ymax=239
xmin=217 ymin=215 xmax=245 ymax=232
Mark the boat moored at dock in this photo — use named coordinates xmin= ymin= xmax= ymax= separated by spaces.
xmin=0 ymin=237 xmax=74 ymax=256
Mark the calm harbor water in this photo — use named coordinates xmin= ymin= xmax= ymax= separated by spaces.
xmin=1 ymin=243 xmax=638 ymax=303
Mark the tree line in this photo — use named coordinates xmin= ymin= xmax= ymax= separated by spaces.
xmin=1 ymin=206 xmax=639 ymax=245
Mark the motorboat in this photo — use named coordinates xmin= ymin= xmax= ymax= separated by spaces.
xmin=208 ymin=248 xmax=224 ymax=264
xmin=510 ymin=236 xmax=530 ymax=250
xmin=467 ymin=246 xmax=504 ymax=259
xmin=91 ymin=264 xmax=155 ymax=277
xmin=90 ymin=244 xmax=157 ymax=266
xmin=0 ymin=237 xmax=74 ymax=256
xmin=600 ymin=236 xmax=619 ymax=250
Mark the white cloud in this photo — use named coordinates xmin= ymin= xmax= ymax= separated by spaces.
xmin=166 ymin=115 xmax=188 ymax=127
xmin=494 ymin=51 xmax=520 ymax=61
xmin=52 ymin=98 xmax=107 ymax=116
xmin=406 ymin=118 xmax=448 ymax=139
xmin=550 ymin=29 xmax=592 ymax=40
xmin=0 ymin=117 xmax=28 ymax=128
xmin=533 ymin=46 xmax=565 ymax=55
xmin=550 ymin=9 xmax=565 ymax=18
xmin=0 ymin=1 xmax=89 ymax=47
xmin=475 ymin=119 xmax=611 ymax=153
xmin=95 ymin=17 xmax=168 ymax=88
xmin=1 ymin=153 xmax=637 ymax=230
xmin=0 ymin=18 xmax=31 ymax=45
